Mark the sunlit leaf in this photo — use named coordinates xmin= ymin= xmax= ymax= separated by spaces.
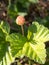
xmin=22 ymin=41 xmax=46 ymax=64
xmin=27 ymin=22 xmax=49 ymax=42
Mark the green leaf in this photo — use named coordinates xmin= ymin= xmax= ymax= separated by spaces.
xmin=6 ymin=33 xmax=27 ymax=57
xmin=0 ymin=21 xmax=10 ymax=34
xmin=22 ymin=42 xmax=46 ymax=64
xmin=27 ymin=22 xmax=49 ymax=42
xmin=0 ymin=21 xmax=13 ymax=65
xmin=0 ymin=29 xmax=5 ymax=41
xmin=0 ymin=42 xmax=13 ymax=65
xmin=0 ymin=41 xmax=8 ymax=61
xmin=26 ymin=22 xmax=49 ymax=64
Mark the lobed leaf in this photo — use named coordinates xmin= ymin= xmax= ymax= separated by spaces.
xmin=6 ymin=33 xmax=27 ymax=57
xmin=22 ymin=42 xmax=46 ymax=64
xmin=27 ymin=22 xmax=49 ymax=43
xmin=23 ymin=22 xmax=49 ymax=64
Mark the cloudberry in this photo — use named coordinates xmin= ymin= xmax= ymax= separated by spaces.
xmin=16 ymin=16 xmax=25 ymax=25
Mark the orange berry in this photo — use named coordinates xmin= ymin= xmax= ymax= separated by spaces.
xmin=16 ymin=16 xmax=25 ymax=25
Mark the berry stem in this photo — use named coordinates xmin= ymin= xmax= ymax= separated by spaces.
xmin=21 ymin=25 xmax=24 ymax=36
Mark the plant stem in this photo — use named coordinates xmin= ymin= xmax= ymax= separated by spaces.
xmin=21 ymin=25 xmax=24 ymax=36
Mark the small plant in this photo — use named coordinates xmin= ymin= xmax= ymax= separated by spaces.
xmin=0 ymin=19 xmax=49 ymax=65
